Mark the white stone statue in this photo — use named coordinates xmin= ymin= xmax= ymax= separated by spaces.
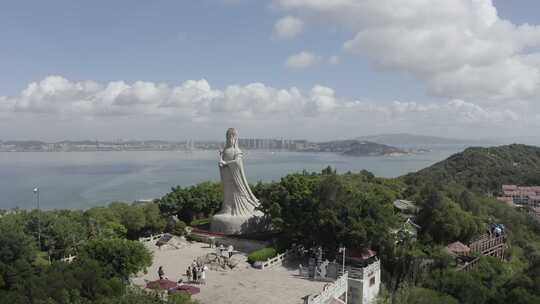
xmin=210 ymin=128 xmax=264 ymax=234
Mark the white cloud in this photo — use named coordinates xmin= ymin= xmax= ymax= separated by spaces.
xmin=0 ymin=76 xmax=530 ymax=140
xmin=274 ymin=0 xmax=540 ymax=105
xmin=273 ymin=16 xmax=305 ymax=39
xmin=285 ymin=51 xmax=319 ymax=68
xmin=328 ymin=55 xmax=340 ymax=65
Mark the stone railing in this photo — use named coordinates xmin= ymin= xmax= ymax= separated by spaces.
xmin=139 ymin=233 xmax=165 ymax=243
xmin=305 ymin=272 xmax=348 ymax=304
xmin=260 ymin=250 xmax=290 ymax=269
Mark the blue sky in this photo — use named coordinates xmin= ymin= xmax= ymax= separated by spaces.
xmin=1 ymin=0 xmax=540 ymax=141
xmin=0 ymin=0 xmax=425 ymax=100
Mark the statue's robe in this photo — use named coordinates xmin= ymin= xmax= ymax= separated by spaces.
xmin=218 ymin=149 xmax=260 ymax=216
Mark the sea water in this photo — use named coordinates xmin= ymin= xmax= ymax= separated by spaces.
xmin=0 ymin=147 xmax=465 ymax=210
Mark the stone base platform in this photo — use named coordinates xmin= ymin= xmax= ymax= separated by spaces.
xmin=210 ymin=212 xmax=266 ymax=235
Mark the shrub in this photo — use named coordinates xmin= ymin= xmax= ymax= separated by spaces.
xmin=247 ymin=247 xmax=277 ymax=264
xmin=185 ymin=234 xmax=206 ymax=243
xmin=171 ymin=221 xmax=187 ymax=236
xmin=190 ymin=218 xmax=210 ymax=227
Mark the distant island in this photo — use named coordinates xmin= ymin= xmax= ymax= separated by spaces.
xmin=303 ymin=140 xmax=407 ymax=156
xmin=356 ymin=133 xmax=496 ymax=146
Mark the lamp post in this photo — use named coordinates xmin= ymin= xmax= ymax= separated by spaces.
xmin=339 ymin=246 xmax=347 ymax=304
xmin=339 ymin=246 xmax=346 ymax=274
xmin=33 ymin=187 xmax=41 ymax=249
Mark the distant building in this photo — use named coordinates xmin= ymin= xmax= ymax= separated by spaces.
xmin=393 ymin=199 xmax=418 ymax=215
xmin=392 ymin=218 xmax=421 ymax=243
xmin=392 ymin=200 xmax=420 ymax=243
xmin=534 ymin=207 xmax=540 ymax=220
xmin=497 ymin=185 xmax=540 ymax=208
xmin=237 ymin=138 xmax=307 ymax=151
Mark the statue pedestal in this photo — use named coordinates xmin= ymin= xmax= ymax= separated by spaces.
xmin=210 ymin=212 xmax=266 ymax=235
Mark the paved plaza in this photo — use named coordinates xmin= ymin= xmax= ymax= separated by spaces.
xmin=133 ymin=240 xmax=327 ymax=304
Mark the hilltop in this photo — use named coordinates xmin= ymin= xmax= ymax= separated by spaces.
xmin=404 ymin=144 xmax=540 ymax=194
xmin=356 ymin=133 xmax=492 ymax=146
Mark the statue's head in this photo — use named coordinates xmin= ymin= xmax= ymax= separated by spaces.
xmin=225 ymin=128 xmax=238 ymax=147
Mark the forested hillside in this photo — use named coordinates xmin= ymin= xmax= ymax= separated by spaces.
xmin=390 ymin=144 xmax=540 ymax=303
xmin=0 ymin=203 xmax=198 ymax=304
xmin=404 ymin=144 xmax=540 ymax=194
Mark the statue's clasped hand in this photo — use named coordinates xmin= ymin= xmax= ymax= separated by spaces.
xmin=219 ymin=160 xmax=227 ymax=167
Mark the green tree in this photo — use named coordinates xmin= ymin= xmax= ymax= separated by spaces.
xmin=109 ymin=202 xmax=146 ymax=238
xmin=157 ymin=182 xmax=222 ymax=223
xmin=101 ymin=222 xmax=128 ymax=239
xmin=141 ymin=203 xmax=166 ymax=234
xmin=255 ymin=168 xmax=399 ymax=254
xmin=386 ymin=286 xmax=458 ymax=304
xmin=85 ymin=206 xmax=122 ymax=238
xmin=79 ymin=238 xmax=152 ymax=280
xmin=171 ymin=221 xmax=187 ymax=236
xmin=416 ymin=188 xmax=479 ymax=244
xmin=0 ymin=215 xmax=37 ymax=292
xmin=44 ymin=212 xmax=87 ymax=258
xmin=430 ymin=270 xmax=489 ymax=304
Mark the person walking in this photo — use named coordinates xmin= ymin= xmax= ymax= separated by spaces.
xmin=219 ymin=244 xmax=225 ymax=256
xmin=192 ymin=265 xmax=198 ymax=283
xmin=201 ymin=265 xmax=208 ymax=285
xmin=186 ymin=265 xmax=192 ymax=282
xmin=158 ymin=266 xmax=164 ymax=280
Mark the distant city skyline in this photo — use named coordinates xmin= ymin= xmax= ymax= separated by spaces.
xmin=1 ymin=0 xmax=540 ymax=141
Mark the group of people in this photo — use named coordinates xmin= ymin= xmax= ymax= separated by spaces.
xmin=156 ymin=262 xmax=208 ymax=285
xmin=489 ymin=223 xmax=505 ymax=237
xmin=186 ymin=260 xmax=208 ymax=285
xmin=156 ymin=243 xmax=237 ymax=286
xmin=216 ymin=243 xmax=235 ymax=258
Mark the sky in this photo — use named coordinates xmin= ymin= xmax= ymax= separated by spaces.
xmin=0 ymin=0 xmax=539 ymax=142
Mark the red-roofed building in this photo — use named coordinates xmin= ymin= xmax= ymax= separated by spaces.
xmin=497 ymin=185 xmax=540 ymax=208
xmin=347 ymin=248 xmax=377 ymax=262
xmin=534 ymin=207 xmax=540 ymax=219
xmin=446 ymin=241 xmax=471 ymax=256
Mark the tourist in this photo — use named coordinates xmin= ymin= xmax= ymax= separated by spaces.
xmin=196 ymin=266 xmax=202 ymax=284
xmin=192 ymin=265 xmax=198 ymax=283
xmin=228 ymin=244 xmax=234 ymax=258
xmin=201 ymin=265 xmax=208 ymax=285
xmin=218 ymin=244 xmax=226 ymax=258
xmin=186 ymin=265 xmax=192 ymax=282
xmin=158 ymin=266 xmax=164 ymax=280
